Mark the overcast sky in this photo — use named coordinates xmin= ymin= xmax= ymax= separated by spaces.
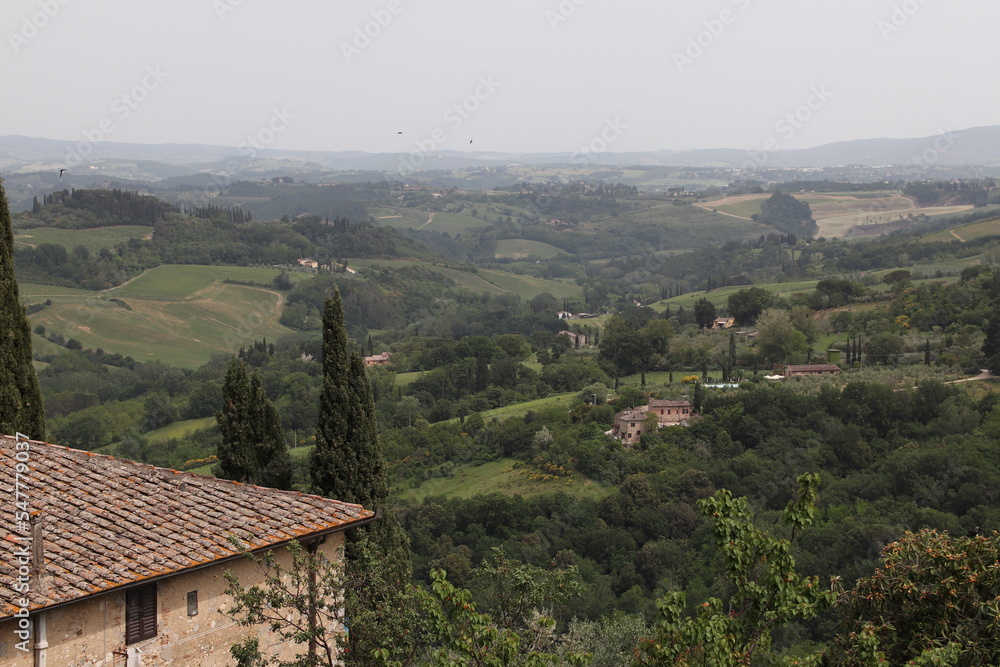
xmin=3 ymin=0 xmax=996 ymax=156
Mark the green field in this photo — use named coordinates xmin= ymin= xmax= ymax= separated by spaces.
xmin=422 ymin=212 xmax=492 ymax=234
xmin=395 ymin=371 xmax=421 ymax=388
xmin=19 ymin=283 xmax=98 ymax=299
xmin=477 ymin=392 xmax=579 ymax=421
xmin=115 ymin=265 xmax=296 ymax=299
xmin=921 ymin=217 xmax=1000 ymax=243
xmin=145 ymin=417 xmax=216 ymax=443
xmin=13 ymin=225 xmax=152 ymax=254
xmin=494 ymin=239 xmax=567 ymax=259
xmin=617 ymin=201 xmax=768 ymax=246
xmin=395 ymin=458 xmax=612 ymax=502
xmin=25 ymin=265 xmax=296 ymax=368
xmin=374 ymin=209 xmax=429 ymax=229
xmin=711 ymin=199 xmax=764 ymax=219
xmin=350 ymin=259 xmax=509 ymax=296
xmin=374 ymin=210 xmax=492 ymax=234
xmin=476 ymin=269 xmax=582 ymax=300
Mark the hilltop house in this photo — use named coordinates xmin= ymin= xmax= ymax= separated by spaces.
xmin=610 ymin=410 xmax=649 ymax=446
xmin=364 ymin=352 xmax=392 ymax=367
xmin=0 ymin=436 xmax=374 ymax=666
xmin=712 ymin=317 xmax=736 ymax=329
xmin=611 ymin=399 xmax=694 ymax=446
xmin=646 ymin=399 xmax=693 ymax=425
xmin=782 ymin=363 xmax=841 ymax=378
xmin=557 ymin=330 xmax=589 ymax=348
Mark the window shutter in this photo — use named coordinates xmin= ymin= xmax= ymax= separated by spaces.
xmin=125 ymin=590 xmax=141 ymax=645
xmin=126 ymin=584 xmax=157 ymax=645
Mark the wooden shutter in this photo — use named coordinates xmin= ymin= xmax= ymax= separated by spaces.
xmin=125 ymin=584 xmax=157 ymax=645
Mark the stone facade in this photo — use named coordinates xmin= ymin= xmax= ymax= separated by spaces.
xmin=611 ymin=399 xmax=693 ymax=446
xmin=0 ymin=534 xmax=345 ymax=666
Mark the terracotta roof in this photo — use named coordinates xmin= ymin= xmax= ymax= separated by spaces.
xmin=648 ymin=399 xmax=691 ymax=408
xmin=614 ymin=411 xmax=647 ymax=423
xmin=0 ymin=436 xmax=374 ymax=619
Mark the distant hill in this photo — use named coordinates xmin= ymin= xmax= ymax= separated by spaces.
xmin=3 ymin=126 xmax=1000 ymax=179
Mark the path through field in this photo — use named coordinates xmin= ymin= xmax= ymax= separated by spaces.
xmin=418 ymin=212 xmax=437 ymax=229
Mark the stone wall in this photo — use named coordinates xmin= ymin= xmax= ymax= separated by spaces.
xmin=0 ymin=532 xmax=345 ymax=666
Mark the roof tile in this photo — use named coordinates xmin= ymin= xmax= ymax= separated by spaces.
xmin=0 ymin=435 xmax=373 ymax=619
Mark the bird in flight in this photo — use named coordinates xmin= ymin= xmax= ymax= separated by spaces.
xmin=469 ymin=140 xmax=473 ymax=145
xmin=59 ymin=169 xmax=66 ymax=178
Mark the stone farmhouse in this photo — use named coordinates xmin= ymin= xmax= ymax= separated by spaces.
xmin=782 ymin=363 xmax=841 ymax=378
xmin=611 ymin=399 xmax=694 ymax=446
xmin=363 ymin=352 xmax=392 ymax=367
xmin=557 ymin=330 xmax=589 ymax=348
xmin=0 ymin=435 xmax=374 ymax=666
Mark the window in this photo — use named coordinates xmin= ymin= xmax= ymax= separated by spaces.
xmin=187 ymin=590 xmax=198 ymax=616
xmin=125 ymin=583 xmax=157 ymax=645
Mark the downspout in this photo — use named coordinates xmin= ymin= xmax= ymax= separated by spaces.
xmin=30 ymin=512 xmax=47 ymax=667
xmin=32 ymin=611 xmax=47 ymax=667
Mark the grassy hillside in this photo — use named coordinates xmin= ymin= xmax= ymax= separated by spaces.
xmin=25 ymin=265 xmax=297 ymax=368
xmin=422 ymin=212 xmax=493 ymax=234
xmin=395 ymin=458 xmax=612 ymax=502
xmin=350 ymin=259 xmax=509 ymax=295
xmin=13 ymin=225 xmax=152 ymax=254
xmin=145 ymin=417 xmax=216 ymax=443
xmin=350 ymin=258 xmax=583 ymax=301
xmin=476 ymin=268 xmax=582 ymax=300
xmin=652 ymin=279 xmax=820 ymax=311
xmin=614 ymin=200 xmax=769 ymax=248
xmin=921 ymin=217 xmax=1000 ymax=243
xmin=115 ymin=265 xmax=301 ymax=299
xmin=494 ymin=239 xmax=568 ymax=259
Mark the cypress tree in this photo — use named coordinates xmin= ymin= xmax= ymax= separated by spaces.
xmin=311 ymin=289 xmax=412 ymax=664
xmin=0 ymin=178 xmax=45 ymax=438
xmin=216 ymin=357 xmax=291 ymax=489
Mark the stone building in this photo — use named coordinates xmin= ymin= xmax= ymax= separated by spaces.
xmin=0 ymin=435 xmax=374 ymax=666
xmin=611 ymin=399 xmax=694 ymax=446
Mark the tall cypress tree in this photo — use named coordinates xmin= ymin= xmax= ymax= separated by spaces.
xmin=312 ymin=289 xmax=391 ymax=507
xmin=216 ymin=357 xmax=291 ymax=489
xmin=0 ymin=178 xmax=45 ymax=438
xmin=311 ymin=289 xmax=413 ymax=665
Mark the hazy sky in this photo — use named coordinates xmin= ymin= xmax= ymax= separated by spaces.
xmin=3 ymin=0 xmax=997 ymax=156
